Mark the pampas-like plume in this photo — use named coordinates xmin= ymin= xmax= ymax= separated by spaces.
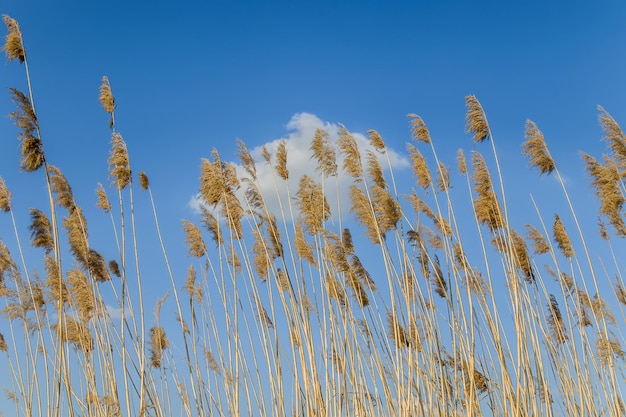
xmin=28 ymin=208 xmax=53 ymax=254
xmin=457 ymin=149 xmax=468 ymax=175
xmin=275 ymin=140 xmax=289 ymax=180
xmin=387 ymin=311 xmax=409 ymax=348
xmin=349 ymin=184 xmax=380 ymax=244
xmin=252 ymin=229 xmax=271 ymax=281
xmin=310 ymin=128 xmax=337 ymax=177
xmin=149 ymin=326 xmax=169 ymax=368
xmin=64 ymin=206 xmax=89 ymax=267
xmin=200 ymin=207 xmax=223 ymax=245
xmin=2 ymin=15 xmax=25 ymax=63
xmin=471 ymin=151 xmax=504 ymax=231
xmin=0 ymin=178 xmax=11 ymax=212
xmin=465 ymin=95 xmax=490 ymax=142
xmin=436 ymin=162 xmax=450 ymax=192
xmin=342 ymin=228 xmax=354 ymax=255
xmin=0 ymin=332 xmax=6 ymax=352
xmin=296 ymin=175 xmax=330 ymax=235
xmin=236 ymin=138 xmax=257 ymax=180
xmin=523 ymin=120 xmax=555 ymax=175
xmin=581 ymin=153 xmax=626 ymax=236
xmin=596 ymin=334 xmax=625 ymax=367
xmin=10 ymin=88 xmax=44 ymax=172
xmin=553 ymin=214 xmax=574 ymax=258
xmin=99 ymin=76 xmax=116 ymax=114
xmin=547 ymin=294 xmax=567 ymax=345
xmin=598 ymin=106 xmax=626 ymax=176
xmin=53 ymin=317 xmax=94 ymax=353
xmin=407 ymin=113 xmax=431 ymax=144
xmin=88 ymin=249 xmax=110 ymax=282
xmin=525 ymin=224 xmax=550 ymax=254
xmin=510 ymin=229 xmax=534 ymax=283
xmin=108 ymin=133 xmax=131 ymax=190
xmin=67 ymin=269 xmax=95 ymax=322
xmin=48 ymin=165 xmax=74 ymax=210
xmin=294 ymin=219 xmax=316 ymax=265
xmin=138 ymin=171 xmax=149 ymax=190
xmin=95 ymin=183 xmax=112 ymax=213
xmin=366 ymin=151 xmax=387 ymax=189
xmin=182 ymin=265 xmax=203 ymax=303
xmin=407 ymin=144 xmax=431 ymax=189
xmin=182 ymin=220 xmax=207 ymax=258
xmin=108 ymin=260 xmax=121 ymax=278
xmin=431 ymin=255 xmax=447 ymax=298
xmin=337 ymin=125 xmax=363 ymax=180
xmin=368 ymin=129 xmax=386 ymax=152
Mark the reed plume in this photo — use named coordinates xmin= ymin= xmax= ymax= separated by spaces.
xmin=598 ymin=106 xmax=626 ymax=176
xmin=182 ymin=220 xmax=207 ymax=258
xmin=48 ymin=165 xmax=75 ymax=210
xmin=67 ymin=269 xmax=95 ymax=322
xmin=149 ymin=326 xmax=169 ymax=368
xmin=457 ymin=148 xmax=467 ymax=175
xmin=525 ymin=224 xmax=550 ymax=254
xmin=407 ymin=144 xmax=431 ymax=189
xmin=99 ymin=76 xmax=116 ymax=114
xmin=465 ymin=95 xmax=490 ymax=142
xmin=367 ymin=129 xmax=386 ymax=152
xmin=28 ymin=208 xmax=53 ymax=254
xmin=95 ymin=183 xmax=112 ymax=213
xmin=408 ymin=113 xmax=431 ymax=144
xmin=53 ymin=317 xmax=94 ymax=353
xmin=275 ymin=140 xmax=289 ymax=180
xmin=236 ymin=138 xmax=257 ymax=180
xmin=553 ymin=214 xmax=574 ymax=258
xmin=471 ymin=151 xmax=504 ymax=230
xmin=9 ymin=88 xmax=44 ymax=172
xmin=108 ymin=133 xmax=131 ymax=190
xmin=294 ymin=219 xmax=316 ymax=265
xmin=547 ymin=294 xmax=567 ymax=345
xmin=522 ymin=120 xmax=555 ymax=175
xmin=296 ymin=175 xmax=330 ymax=235
xmin=0 ymin=332 xmax=6 ymax=352
xmin=337 ymin=125 xmax=363 ymax=179
xmin=0 ymin=178 xmax=11 ymax=212
xmin=387 ymin=311 xmax=409 ymax=348
xmin=2 ymin=15 xmax=25 ymax=63
xmin=310 ymin=128 xmax=337 ymax=176
xmin=138 ymin=171 xmax=149 ymax=190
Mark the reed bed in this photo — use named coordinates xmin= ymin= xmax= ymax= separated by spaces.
xmin=1 ymin=15 xmax=625 ymax=417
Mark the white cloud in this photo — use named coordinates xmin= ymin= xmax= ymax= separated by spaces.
xmin=188 ymin=112 xmax=409 ymax=221
xmin=105 ymin=304 xmax=126 ymax=320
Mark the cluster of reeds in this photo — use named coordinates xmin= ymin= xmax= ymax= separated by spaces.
xmin=1 ymin=15 xmax=626 ymax=417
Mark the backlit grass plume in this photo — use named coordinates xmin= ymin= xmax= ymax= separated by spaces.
xmin=522 ymin=120 xmax=555 ymax=175
xmin=465 ymin=95 xmax=490 ymax=142
xmin=2 ymin=15 xmax=25 ymax=63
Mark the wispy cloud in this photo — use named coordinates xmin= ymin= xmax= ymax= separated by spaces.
xmin=189 ymin=112 xmax=409 ymax=219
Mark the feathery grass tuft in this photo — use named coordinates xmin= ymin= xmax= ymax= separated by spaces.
xmin=465 ymin=95 xmax=490 ymax=142
xmin=1 ymin=15 xmax=25 ymax=63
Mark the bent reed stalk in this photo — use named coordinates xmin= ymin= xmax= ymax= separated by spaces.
xmin=1 ymin=15 xmax=626 ymax=417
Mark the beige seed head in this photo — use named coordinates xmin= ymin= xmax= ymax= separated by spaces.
xmin=0 ymin=178 xmax=11 ymax=212
xmin=138 ymin=171 xmax=149 ymax=190
xmin=2 ymin=15 xmax=25 ymax=63
xmin=465 ymin=95 xmax=490 ymax=142
xmin=407 ymin=113 xmax=431 ymax=144
xmin=99 ymin=76 xmax=116 ymax=114
xmin=522 ymin=120 xmax=555 ymax=175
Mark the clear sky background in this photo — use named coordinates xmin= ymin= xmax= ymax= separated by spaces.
xmin=1 ymin=0 xmax=626 ymax=414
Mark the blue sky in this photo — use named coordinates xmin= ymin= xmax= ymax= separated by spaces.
xmin=1 ymin=0 xmax=626 ymax=414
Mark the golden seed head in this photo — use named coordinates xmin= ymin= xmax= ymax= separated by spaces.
xmin=523 ymin=120 xmax=555 ymax=175
xmin=149 ymin=326 xmax=169 ymax=368
xmin=95 ymin=183 xmax=112 ymax=213
xmin=182 ymin=220 xmax=207 ymax=257
xmin=465 ymin=95 xmax=490 ymax=142
xmin=138 ymin=171 xmax=149 ymax=190
xmin=28 ymin=208 xmax=54 ymax=254
xmin=0 ymin=178 xmax=11 ymax=212
xmin=367 ymin=129 xmax=386 ymax=152
xmin=407 ymin=113 xmax=431 ymax=144
xmin=275 ymin=140 xmax=289 ymax=180
xmin=98 ymin=76 xmax=116 ymax=114
xmin=553 ymin=214 xmax=574 ymax=258
xmin=310 ymin=128 xmax=337 ymax=177
xmin=108 ymin=133 xmax=131 ymax=190
xmin=2 ymin=15 xmax=25 ymax=63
